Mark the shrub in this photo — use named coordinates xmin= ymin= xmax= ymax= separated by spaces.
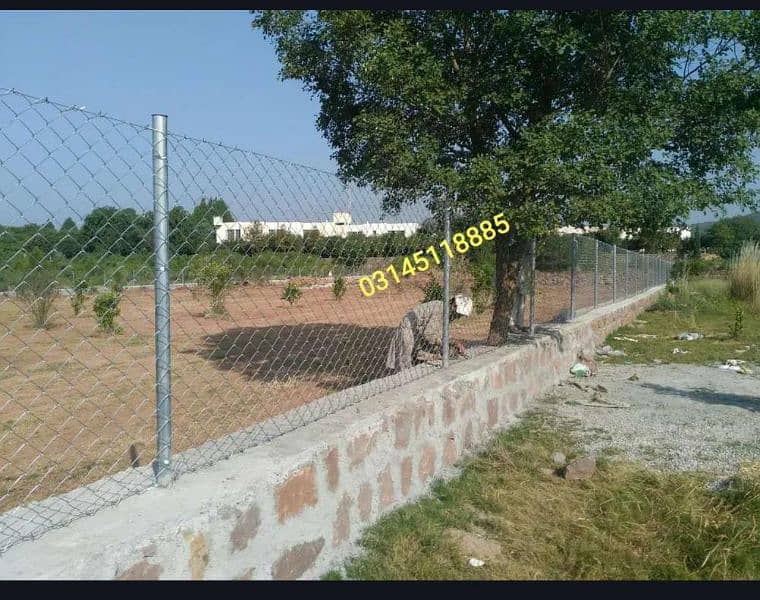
xmin=282 ymin=281 xmax=302 ymax=305
xmin=18 ymin=270 xmax=59 ymax=329
xmin=332 ymin=276 xmax=347 ymax=301
xmin=730 ymin=304 xmax=744 ymax=339
xmin=70 ymin=279 xmax=89 ymax=316
xmin=422 ymin=278 xmax=444 ymax=303
xmin=536 ymin=234 xmax=573 ymax=271
xmin=192 ymin=257 xmax=234 ymax=316
xmin=93 ymin=290 xmax=122 ymax=333
xmin=728 ymin=241 xmax=760 ymax=311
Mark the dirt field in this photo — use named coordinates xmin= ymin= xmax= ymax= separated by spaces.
xmin=0 ymin=269 xmax=592 ymax=512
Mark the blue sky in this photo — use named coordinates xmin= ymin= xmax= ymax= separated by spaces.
xmin=0 ymin=10 xmax=755 ymax=226
xmin=0 ymin=10 xmax=335 ymax=170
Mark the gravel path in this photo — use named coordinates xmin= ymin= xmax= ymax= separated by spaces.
xmin=542 ymin=363 xmax=760 ymax=475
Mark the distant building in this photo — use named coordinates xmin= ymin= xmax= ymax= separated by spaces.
xmin=213 ymin=212 xmax=420 ymax=244
xmin=557 ymin=224 xmax=691 ymax=241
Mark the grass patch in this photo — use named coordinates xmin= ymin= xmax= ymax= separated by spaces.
xmin=602 ymin=278 xmax=760 ymax=366
xmin=336 ymin=412 xmax=760 ymax=580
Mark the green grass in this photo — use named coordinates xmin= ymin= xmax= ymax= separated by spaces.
xmin=332 ymin=412 xmax=760 ymax=580
xmin=602 ymin=278 xmax=760 ymax=366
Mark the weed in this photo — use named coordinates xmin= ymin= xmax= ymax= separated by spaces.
xmin=282 ymin=281 xmax=302 ymax=305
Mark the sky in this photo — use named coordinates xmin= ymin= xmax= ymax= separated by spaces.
xmin=0 ymin=10 xmax=755 ymax=226
xmin=1 ymin=10 xmax=335 ymax=170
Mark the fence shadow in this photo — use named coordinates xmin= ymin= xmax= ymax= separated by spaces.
xmin=640 ymin=383 xmax=760 ymax=413
xmin=186 ymin=323 xmax=399 ymax=390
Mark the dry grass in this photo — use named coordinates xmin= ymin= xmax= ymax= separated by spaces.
xmin=728 ymin=241 xmax=760 ymax=311
xmin=331 ymin=411 xmax=760 ymax=580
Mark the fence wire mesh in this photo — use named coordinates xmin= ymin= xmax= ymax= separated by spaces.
xmin=0 ymin=88 xmax=673 ymax=552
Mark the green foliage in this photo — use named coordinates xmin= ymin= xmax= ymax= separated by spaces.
xmin=18 ymin=270 xmax=59 ymax=329
xmin=93 ymin=290 xmax=122 ymax=333
xmin=281 ymin=281 xmax=302 ymax=305
xmin=192 ymin=257 xmax=234 ymax=315
xmin=536 ymin=235 xmax=573 ymax=272
xmin=70 ymin=279 xmax=89 ymax=316
xmin=422 ymin=279 xmax=444 ymax=303
xmin=332 ymin=275 xmax=347 ymax=301
xmin=703 ymin=215 xmax=760 ymax=259
xmin=607 ymin=278 xmax=760 ymax=367
xmin=730 ymin=304 xmax=744 ymax=340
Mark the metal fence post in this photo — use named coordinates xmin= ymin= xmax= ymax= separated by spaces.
xmin=441 ymin=200 xmax=451 ymax=368
xmin=593 ymin=239 xmax=599 ymax=309
xmin=624 ymin=250 xmax=629 ymax=298
xmin=152 ymin=114 xmax=172 ymax=486
xmin=529 ymin=238 xmax=536 ymax=336
xmin=612 ymin=244 xmax=617 ymax=303
xmin=569 ymin=234 xmax=577 ymax=320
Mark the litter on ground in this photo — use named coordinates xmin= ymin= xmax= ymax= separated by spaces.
xmin=596 ymin=345 xmax=626 ymax=357
xmin=677 ymin=332 xmax=704 ymax=341
xmin=570 ymin=363 xmax=591 ymax=377
xmin=718 ymin=359 xmax=753 ymax=374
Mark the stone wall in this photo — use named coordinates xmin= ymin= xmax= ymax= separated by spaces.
xmin=0 ymin=287 xmax=662 ymax=580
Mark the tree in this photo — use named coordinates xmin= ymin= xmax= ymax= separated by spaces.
xmin=81 ymin=207 xmax=151 ymax=256
xmin=253 ymin=10 xmax=759 ymax=343
xmin=57 ymin=217 xmax=81 ymax=259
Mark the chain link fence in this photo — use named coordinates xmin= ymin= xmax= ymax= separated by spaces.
xmin=0 ymin=88 xmax=673 ymax=552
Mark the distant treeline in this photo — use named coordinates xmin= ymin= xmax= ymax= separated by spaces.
xmin=0 ymin=199 xmax=584 ymax=292
xmin=684 ymin=214 xmax=760 ymax=259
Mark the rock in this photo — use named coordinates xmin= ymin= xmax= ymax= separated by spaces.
xmin=563 ymin=456 xmax=597 ymax=481
xmin=627 ymin=373 xmax=640 ymax=381
xmin=551 ymin=452 xmax=566 ymax=466
xmin=539 ymin=467 xmax=557 ymax=479
xmin=468 ymin=558 xmax=485 ymax=568
xmin=444 ymin=528 xmax=502 ymax=562
xmin=652 ymin=359 xmax=663 ymax=364
xmin=594 ymin=384 xmax=608 ymax=393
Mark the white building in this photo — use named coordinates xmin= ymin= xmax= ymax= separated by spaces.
xmin=213 ymin=212 xmax=420 ymax=244
xmin=557 ymin=224 xmax=691 ymax=241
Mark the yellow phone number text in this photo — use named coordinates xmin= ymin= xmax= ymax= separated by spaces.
xmin=358 ymin=213 xmax=510 ymax=298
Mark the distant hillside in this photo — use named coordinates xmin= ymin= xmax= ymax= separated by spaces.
xmin=691 ymin=212 xmax=760 ymax=233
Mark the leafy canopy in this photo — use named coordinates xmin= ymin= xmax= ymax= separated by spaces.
xmin=253 ymin=10 xmax=759 ymax=239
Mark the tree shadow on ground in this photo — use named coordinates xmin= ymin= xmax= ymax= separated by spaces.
xmin=640 ymin=382 xmax=760 ymax=413
xmin=185 ymin=323 xmax=400 ymax=391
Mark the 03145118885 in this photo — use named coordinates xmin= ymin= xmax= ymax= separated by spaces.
xmin=358 ymin=213 xmax=510 ymax=298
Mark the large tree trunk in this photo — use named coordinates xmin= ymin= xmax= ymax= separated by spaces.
xmin=486 ymin=235 xmax=531 ymax=345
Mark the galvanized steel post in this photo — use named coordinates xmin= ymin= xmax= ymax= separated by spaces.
xmin=593 ymin=238 xmax=599 ymax=308
xmin=569 ymin=234 xmax=577 ymax=320
xmin=529 ymin=238 xmax=536 ymax=336
xmin=152 ymin=114 xmax=172 ymax=486
xmin=612 ymin=244 xmax=617 ymax=303
xmin=441 ymin=200 xmax=451 ymax=368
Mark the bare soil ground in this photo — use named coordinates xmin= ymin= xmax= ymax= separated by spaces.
xmin=0 ymin=270 xmax=582 ymax=512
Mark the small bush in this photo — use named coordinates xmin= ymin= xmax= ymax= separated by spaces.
xmin=282 ymin=281 xmax=302 ymax=305
xmin=728 ymin=241 xmax=760 ymax=311
xmin=71 ymin=280 xmax=89 ymax=316
xmin=193 ymin=257 xmax=234 ymax=315
xmin=18 ymin=270 xmax=59 ymax=329
xmin=93 ymin=290 xmax=122 ymax=333
xmin=730 ymin=304 xmax=744 ymax=339
xmin=332 ymin=276 xmax=347 ymax=301
xmin=422 ymin=279 xmax=444 ymax=303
